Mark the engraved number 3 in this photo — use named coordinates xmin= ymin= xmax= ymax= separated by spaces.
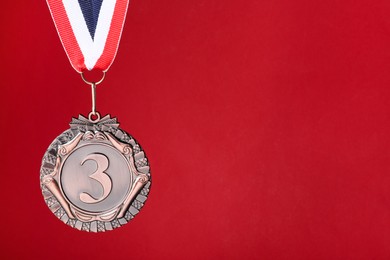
xmin=80 ymin=153 xmax=112 ymax=204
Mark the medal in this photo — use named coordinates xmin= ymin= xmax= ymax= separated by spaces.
xmin=40 ymin=0 xmax=151 ymax=232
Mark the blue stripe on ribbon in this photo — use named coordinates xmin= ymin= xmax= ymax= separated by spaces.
xmin=78 ymin=0 xmax=103 ymax=40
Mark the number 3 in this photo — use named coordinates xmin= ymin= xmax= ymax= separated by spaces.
xmin=79 ymin=153 xmax=112 ymax=204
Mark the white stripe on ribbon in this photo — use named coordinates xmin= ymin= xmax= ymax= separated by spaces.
xmin=62 ymin=0 xmax=117 ymax=70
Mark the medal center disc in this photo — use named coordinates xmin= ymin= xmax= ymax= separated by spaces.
xmin=60 ymin=143 xmax=132 ymax=213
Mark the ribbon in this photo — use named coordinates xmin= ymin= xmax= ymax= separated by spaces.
xmin=47 ymin=0 xmax=129 ymax=72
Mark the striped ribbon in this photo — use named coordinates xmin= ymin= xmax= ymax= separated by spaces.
xmin=47 ymin=0 xmax=129 ymax=72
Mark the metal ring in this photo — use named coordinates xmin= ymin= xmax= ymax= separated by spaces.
xmin=88 ymin=111 xmax=101 ymax=123
xmin=81 ymin=71 xmax=106 ymax=86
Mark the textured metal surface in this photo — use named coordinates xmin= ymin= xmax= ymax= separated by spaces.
xmin=61 ymin=144 xmax=131 ymax=212
xmin=40 ymin=115 xmax=151 ymax=232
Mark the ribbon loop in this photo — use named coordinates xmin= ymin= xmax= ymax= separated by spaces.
xmin=47 ymin=0 xmax=129 ymax=72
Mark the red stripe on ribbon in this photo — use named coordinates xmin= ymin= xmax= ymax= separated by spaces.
xmin=47 ymin=0 xmax=86 ymax=72
xmin=94 ymin=0 xmax=129 ymax=72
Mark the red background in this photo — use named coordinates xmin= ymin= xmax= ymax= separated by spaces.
xmin=1 ymin=0 xmax=390 ymax=259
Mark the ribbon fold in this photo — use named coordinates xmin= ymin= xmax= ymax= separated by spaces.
xmin=47 ymin=0 xmax=129 ymax=72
